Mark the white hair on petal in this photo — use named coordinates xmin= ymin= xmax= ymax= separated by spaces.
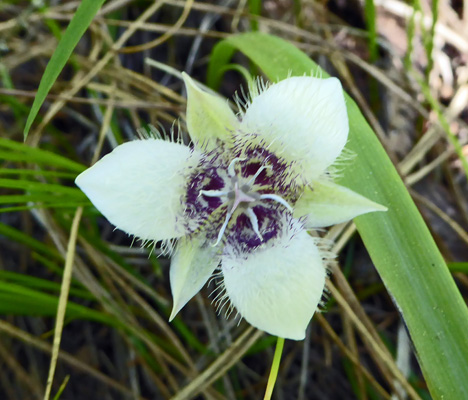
xmin=224 ymin=301 xmax=236 ymax=320
xmin=169 ymin=119 xmax=186 ymax=144
xmin=334 ymin=146 xmax=356 ymax=167
xmin=233 ymin=86 xmax=249 ymax=115
xmin=318 ymin=286 xmax=331 ymax=312
xmin=129 ymin=235 xmax=138 ymax=248
xmin=315 ymin=68 xmax=323 ymax=79
xmin=215 ymin=290 xmax=230 ymax=315
xmin=139 ymin=121 xmax=187 ymax=144
xmin=210 ymin=285 xmax=225 ymax=305
xmin=310 ymin=234 xmax=335 ymax=312
xmin=136 ymin=124 xmax=164 ymax=140
xmin=157 ymin=238 xmax=176 ymax=256
xmin=209 ymin=271 xmax=239 ymax=321
xmin=135 ymin=237 xmax=176 ymax=258
xmin=207 ymin=266 xmax=223 ymax=288
xmin=325 ymin=146 xmax=356 ymax=181
xmin=208 ymin=268 xmax=225 ymax=302
xmin=251 ymin=76 xmax=270 ymax=98
xmin=136 ymin=127 xmax=148 ymax=140
xmin=148 ymin=240 xmax=157 ymax=257
xmin=234 ymin=76 xmax=273 ymax=118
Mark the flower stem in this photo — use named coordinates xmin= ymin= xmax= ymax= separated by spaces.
xmin=263 ymin=337 xmax=285 ymax=400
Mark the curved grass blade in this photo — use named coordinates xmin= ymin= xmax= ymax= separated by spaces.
xmin=207 ymin=32 xmax=468 ymax=399
xmin=0 ymin=280 xmax=118 ymax=327
xmin=0 ymin=138 xmax=85 ymax=172
xmin=24 ymin=0 xmax=106 ymax=139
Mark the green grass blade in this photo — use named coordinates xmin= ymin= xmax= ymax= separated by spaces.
xmin=0 ymin=169 xmax=77 ymax=179
xmin=23 ymin=0 xmax=106 ymax=138
xmin=0 ymin=203 xmax=90 ymax=214
xmin=0 ymin=194 xmax=74 ymax=205
xmin=364 ymin=0 xmax=378 ymax=62
xmin=0 ymin=138 xmax=85 ymax=172
xmin=52 ymin=375 xmax=70 ymax=400
xmin=424 ymin=0 xmax=439 ymax=78
xmin=448 ymin=262 xmax=468 ymax=273
xmin=0 ymin=222 xmax=62 ymax=260
xmin=0 ymin=271 xmax=92 ymax=300
xmin=0 ymin=281 xmax=120 ymax=327
xmin=207 ymin=32 xmax=468 ymax=399
xmin=0 ymin=179 xmax=85 ymax=197
xmin=248 ymin=0 xmax=261 ymax=31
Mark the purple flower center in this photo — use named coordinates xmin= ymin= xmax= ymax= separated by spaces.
xmin=184 ymin=144 xmax=299 ymax=251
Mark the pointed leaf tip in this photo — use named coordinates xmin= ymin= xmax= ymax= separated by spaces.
xmin=24 ymin=0 xmax=106 ymax=139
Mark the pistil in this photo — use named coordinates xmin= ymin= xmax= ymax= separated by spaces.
xmin=200 ymin=161 xmax=293 ymax=246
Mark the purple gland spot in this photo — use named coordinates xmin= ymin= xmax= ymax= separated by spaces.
xmin=184 ymin=144 xmax=295 ymax=251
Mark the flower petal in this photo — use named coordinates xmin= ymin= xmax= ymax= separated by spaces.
xmin=169 ymin=235 xmax=220 ymax=321
xmin=222 ymin=227 xmax=326 ymax=340
xmin=294 ymin=179 xmax=387 ymax=228
xmin=240 ymin=76 xmax=348 ymax=181
xmin=75 ymin=139 xmax=201 ymax=241
xmin=183 ymin=72 xmax=238 ymax=149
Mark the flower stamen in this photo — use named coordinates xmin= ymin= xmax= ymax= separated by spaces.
xmin=246 ymin=165 xmax=271 ymax=186
xmin=246 ymin=207 xmax=263 ymax=241
xmin=259 ymin=194 xmax=293 ymax=212
xmin=199 ymin=189 xmax=229 ymax=198
xmin=228 ymin=157 xmax=246 ymax=177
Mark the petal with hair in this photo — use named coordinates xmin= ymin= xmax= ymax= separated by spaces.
xmin=222 ymin=228 xmax=326 ymax=340
xmin=75 ymin=139 xmax=200 ymax=241
xmin=240 ymin=76 xmax=348 ymax=182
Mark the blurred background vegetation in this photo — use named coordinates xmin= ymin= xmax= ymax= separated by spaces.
xmin=0 ymin=0 xmax=467 ymax=399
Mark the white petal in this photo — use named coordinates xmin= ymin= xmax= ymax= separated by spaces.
xmin=222 ymin=227 xmax=326 ymax=340
xmin=169 ymin=235 xmax=220 ymax=321
xmin=294 ymin=179 xmax=387 ymax=228
xmin=240 ymin=76 xmax=348 ymax=182
xmin=75 ymin=139 xmax=201 ymax=241
xmin=183 ymin=73 xmax=238 ymax=150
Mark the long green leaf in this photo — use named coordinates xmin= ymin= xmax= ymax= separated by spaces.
xmin=0 ymin=178 xmax=85 ymax=197
xmin=0 ymin=281 xmax=120 ymax=327
xmin=0 ymin=169 xmax=77 ymax=179
xmin=207 ymin=32 xmax=468 ymax=399
xmin=23 ymin=0 xmax=106 ymax=138
xmin=0 ymin=222 xmax=61 ymax=260
xmin=0 ymin=138 xmax=85 ymax=172
xmin=0 ymin=271 xmax=92 ymax=300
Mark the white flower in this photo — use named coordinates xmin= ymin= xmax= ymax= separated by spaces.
xmin=76 ymin=74 xmax=386 ymax=340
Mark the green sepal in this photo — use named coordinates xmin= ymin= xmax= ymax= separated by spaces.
xmin=169 ymin=235 xmax=220 ymax=321
xmin=294 ymin=179 xmax=387 ymax=227
xmin=183 ymin=73 xmax=238 ymax=149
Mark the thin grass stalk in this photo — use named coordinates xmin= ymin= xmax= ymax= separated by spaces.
xmin=43 ymin=206 xmax=82 ymax=400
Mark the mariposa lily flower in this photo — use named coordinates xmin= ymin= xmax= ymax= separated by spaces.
xmin=76 ymin=73 xmax=386 ymax=340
